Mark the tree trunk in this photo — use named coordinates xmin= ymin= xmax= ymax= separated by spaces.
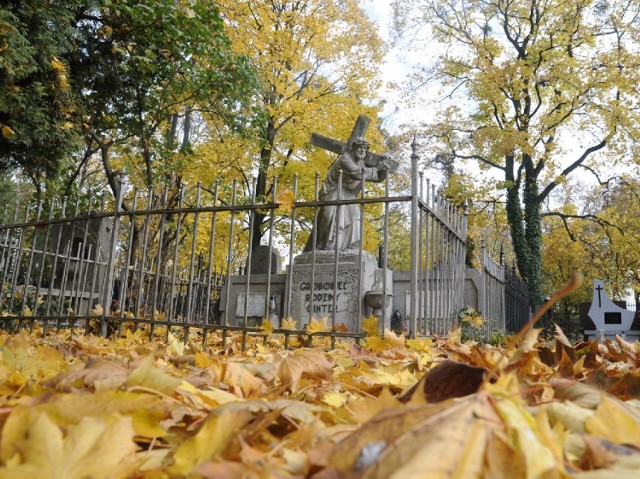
xmin=505 ymin=176 xmax=544 ymax=313
xmin=251 ymin=121 xmax=276 ymax=248
xmin=523 ymin=176 xmax=543 ymax=310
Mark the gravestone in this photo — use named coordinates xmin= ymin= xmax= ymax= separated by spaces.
xmin=34 ymin=217 xmax=111 ymax=291
xmin=289 ymin=250 xmax=381 ymax=331
xmin=582 ymin=278 xmax=638 ymax=340
xmin=248 ymin=245 xmax=281 ymax=274
xmin=236 ymin=291 xmax=281 ymax=319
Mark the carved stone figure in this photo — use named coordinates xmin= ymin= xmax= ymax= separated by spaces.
xmin=305 ymin=136 xmax=396 ymax=251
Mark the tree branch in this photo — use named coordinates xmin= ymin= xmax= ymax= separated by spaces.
xmin=537 ymin=137 xmax=609 ymax=202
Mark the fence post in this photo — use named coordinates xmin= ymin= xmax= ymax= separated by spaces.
xmin=409 ymin=136 xmax=419 ymax=337
xmin=480 ymin=238 xmax=487 ymax=326
xmin=100 ymin=171 xmax=126 ymax=337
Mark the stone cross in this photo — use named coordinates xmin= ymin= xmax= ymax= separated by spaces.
xmin=596 ymin=284 xmax=604 ymax=307
xmin=310 ymin=114 xmax=385 ymax=167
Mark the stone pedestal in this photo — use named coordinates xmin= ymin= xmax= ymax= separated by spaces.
xmin=289 ymin=249 xmax=380 ymax=332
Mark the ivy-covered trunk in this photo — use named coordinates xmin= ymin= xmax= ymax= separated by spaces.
xmin=505 ymin=176 xmax=544 ymax=313
xmin=523 ymin=176 xmax=543 ymax=310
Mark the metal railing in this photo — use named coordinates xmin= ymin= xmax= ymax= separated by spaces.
xmin=0 ymin=143 xmax=467 ymax=346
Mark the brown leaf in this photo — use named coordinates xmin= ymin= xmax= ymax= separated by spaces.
xmin=554 ymin=347 xmax=576 ymax=379
xmin=328 ymin=394 xmax=499 ymax=478
xmin=579 ymin=435 xmax=639 ymax=470
xmin=277 ymin=349 xmax=333 ymax=393
xmin=399 ymin=360 xmax=487 ymax=403
xmin=484 ymin=430 xmax=528 ymax=479
xmin=44 ymin=358 xmax=128 ymax=391
xmin=607 ymin=372 xmax=640 ymax=400
xmin=551 ymin=379 xmax=603 ymax=409
xmin=223 ymin=362 xmax=267 ymax=398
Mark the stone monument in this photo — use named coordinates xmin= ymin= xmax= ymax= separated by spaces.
xmin=583 ymin=278 xmax=638 ymax=340
xmin=290 ymin=115 xmax=397 ymax=331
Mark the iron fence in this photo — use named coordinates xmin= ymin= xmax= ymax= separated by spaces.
xmin=504 ymin=266 xmax=531 ymax=333
xmin=0 ymin=142 xmax=467 ymax=347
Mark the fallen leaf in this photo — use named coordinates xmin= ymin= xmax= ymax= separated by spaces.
xmin=126 ymin=355 xmax=181 ymax=395
xmin=170 ymin=409 xmax=253 ymax=475
xmin=307 ymin=317 xmax=331 ymax=334
xmin=399 ymin=360 xmax=487 ymax=403
xmin=0 ymin=413 xmax=138 ymax=479
xmin=277 ymin=349 xmax=333 ymax=393
xmin=329 ymin=394 xmax=501 ymax=478
xmin=281 ymin=317 xmax=297 ymax=330
xmin=362 ymin=316 xmax=379 ymax=336
xmin=585 ymin=395 xmax=640 ymax=448
xmin=223 ymin=362 xmax=267 ymax=398
xmin=260 ymin=318 xmax=274 ymax=335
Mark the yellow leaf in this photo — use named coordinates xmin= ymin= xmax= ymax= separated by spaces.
xmin=277 ymin=349 xmax=333 ymax=393
xmin=493 ymin=395 xmax=559 ymax=477
xmin=384 ymin=328 xmax=405 ymax=348
xmin=0 ymin=413 xmax=138 ymax=479
xmin=50 ymin=57 xmax=66 ymax=72
xmin=126 ymin=355 xmax=181 ymax=396
xmin=346 ymin=387 xmax=403 ymax=424
xmin=130 ymin=409 xmax=169 ymax=438
xmin=448 ymin=326 xmax=462 ymax=344
xmin=223 ymin=362 xmax=266 ymax=398
xmin=58 ymin=73 xmax=69 ymax=89
xmin=585 ymin=395 xmax=640 ymax=448
xmin=277 ymin=189 xmax=295 ymax=213
xmin=406 ymin=337 xmax=433 ymax=353
xmin=364 ymin=335 xmax=388 ymax=352
xmin=177 ymin=381 xmax=239 ymax=409
xmin=1 ymin=125 xmax=15 ymax=139
xmin=170 ymin=410 xmax=253 ymax=475
xmin=362 ymin=315 xmax=379 ymax=336
xmin=1 ymin=339 xmax=67 ymax=382
xmin=281 ymin=317 xmax=297 ymax=330
xmin=261 ymin=318 xmax=274 ymax=335
xmin=90 ymin=304 xmax=103 ymax=316
xmin=323 ymin=390 xmax=349 ymax=408
xmin=307 ymin=317 xmax=331 ymax=334
xmin=194 ymin=351 xmax=214 ymax=368
xmin=369 ymin=367 xmax=417 ymax=389
xmin=166 ymin=331 xmax=185 ymax=356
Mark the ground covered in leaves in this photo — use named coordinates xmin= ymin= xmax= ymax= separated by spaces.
xmin=1 ymin=324 xmax=640 ymax=478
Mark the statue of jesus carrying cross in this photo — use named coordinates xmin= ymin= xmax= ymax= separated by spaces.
xmin=304 ymin=115 xmax=398 ymax=252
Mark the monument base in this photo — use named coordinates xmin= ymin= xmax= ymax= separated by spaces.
xmin=289 ymin=249 xmax=388 ymax=332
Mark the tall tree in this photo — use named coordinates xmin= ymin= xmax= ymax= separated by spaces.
xmin=567 ymin=175 xmax=640 ymax=300
xmin=393 ymin=0 xmax=640 ymax=309
xmin=213 ymin=0 xmax=385 ymax=248
xmin=66 ymin=0 xmax=256 ymax=200
xmin=1 ymin=0 xmax=256 ymax=201
xmin=0 ymin=1 xmax=84 ymax=190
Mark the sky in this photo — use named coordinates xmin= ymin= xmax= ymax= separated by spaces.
xmin=359 ymin=0 xmax=600 ymax=194
xmin=360 ymin=1 xmax=419 ymax=133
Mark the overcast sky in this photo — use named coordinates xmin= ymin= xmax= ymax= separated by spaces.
xmin=361 ymin=1 xmax=419 ymax=133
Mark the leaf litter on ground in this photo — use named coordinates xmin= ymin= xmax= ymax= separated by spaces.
xmin=1 ymin=276 xmax=640 ymax=477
